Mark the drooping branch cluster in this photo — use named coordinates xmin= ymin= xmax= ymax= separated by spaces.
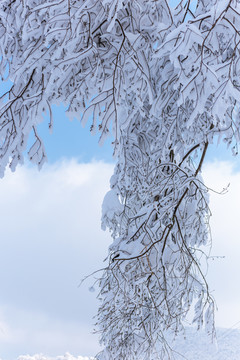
xmin=1 ymin=1 xmax=240 ymax=359
xmin=0 ymin=0 xmax=170 ymax=174
xmin=99 ymin=112 xmax=214 ymax=359
xmin=0 ymin=1 xmax=240 ymax=171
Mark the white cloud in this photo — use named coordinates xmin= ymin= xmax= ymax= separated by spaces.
xmin=0 ymin=158 xmax=240 ymax=359
xmin=0 ymin=160 xmax=114 ymax=360
xmin=203 ymin=161 xmax=240 ymax=329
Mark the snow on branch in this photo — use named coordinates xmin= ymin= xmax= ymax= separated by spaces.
xmin=1 ymin=0 xmax=240 ymax=359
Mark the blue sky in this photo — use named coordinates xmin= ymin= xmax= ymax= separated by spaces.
xmin=0 ymin=79 xmax=114 ymax=165
xmin=36 ymin=104 xmax=114 ymax=164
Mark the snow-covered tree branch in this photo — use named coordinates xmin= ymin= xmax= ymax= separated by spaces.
xmin=1 ymin=0 xmax=240 ymax=359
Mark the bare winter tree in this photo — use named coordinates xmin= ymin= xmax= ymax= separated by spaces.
xmin=1 ymin=0 xmax=240 ymax=359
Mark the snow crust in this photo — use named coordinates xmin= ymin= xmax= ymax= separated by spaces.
xmin=170 ymin=328 xmax=240 ymax=360
xmin=9 ymin=328 xmax=240 ymax=360
xmin=17 ymin=355 xmax=94 ymax=360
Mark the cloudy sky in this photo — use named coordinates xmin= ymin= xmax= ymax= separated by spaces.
xmin=0 ymin=102 xmax=239 ymax=359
